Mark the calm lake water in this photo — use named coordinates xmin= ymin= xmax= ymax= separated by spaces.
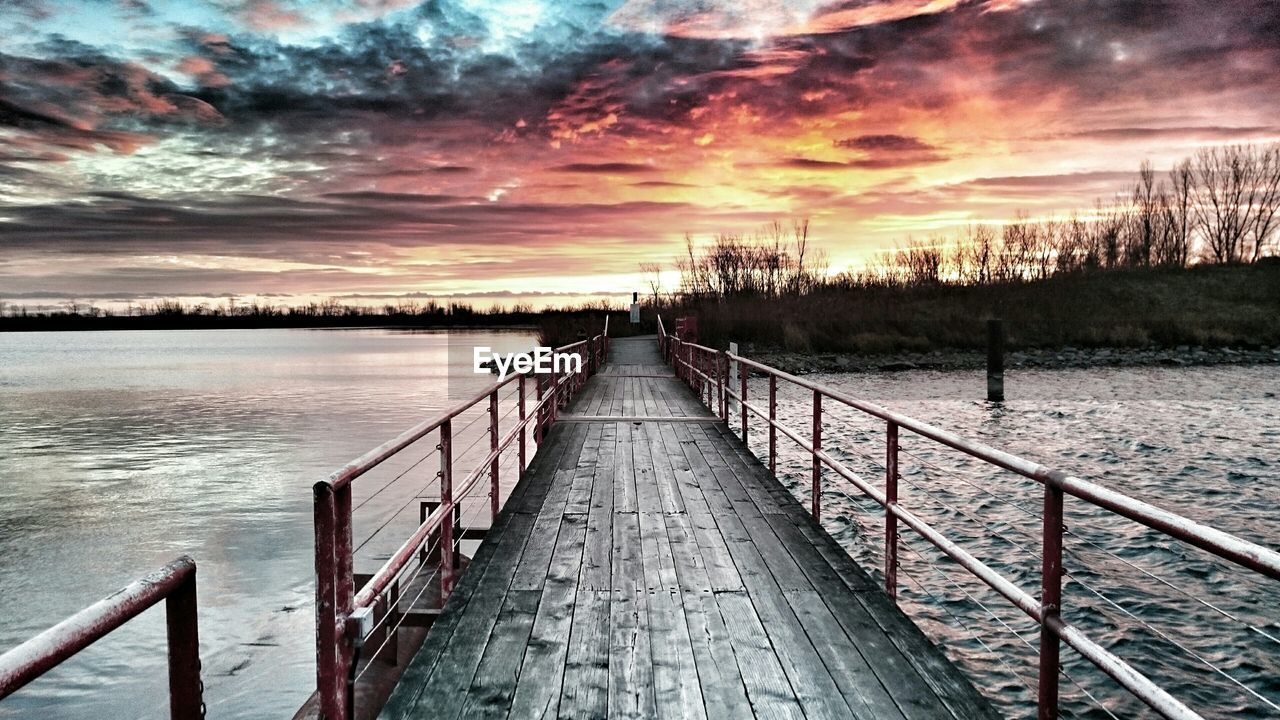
xmin=0 ymin=328 xmax=535 ymax=719
xmin=1 ymin=329 xmax=1276 ymax=718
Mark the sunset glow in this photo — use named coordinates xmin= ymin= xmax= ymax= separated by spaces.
xmin=2 ymin=0 xmax=1278 ymax=308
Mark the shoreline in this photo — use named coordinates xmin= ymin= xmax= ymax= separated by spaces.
xmin=752 ymin=345 xmax=1280 ymax=375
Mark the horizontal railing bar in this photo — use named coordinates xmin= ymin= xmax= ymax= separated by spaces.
xmin=815 ymin=448 xmax=1204 ymax=719
xmin=1052 ymin=619 xmax=1202 ymax=720
xmin=324 ymin=374 xmax=522 ymax=491
xmin=728 ymin=352 xmax=1280 ymax=581
xmin=727 ymin=390 xmax=816 ymax=453
xmin=816 ymin=448 xmax=1041 ymax=615
xmin=351 ymin=386 xmax=562 ymax=610
xmin=0 ymin=556 xmax=196 ymax=698
xmin=326 ymin=340 xmax=593 ymax=492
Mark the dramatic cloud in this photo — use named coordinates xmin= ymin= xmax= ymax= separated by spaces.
xmin=2 ymin=0 xmax=1279 ymax=307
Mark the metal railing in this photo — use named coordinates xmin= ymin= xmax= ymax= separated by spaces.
xmin=312 ymin=328 xmax=608 ymax=720
xmin=658 ymin=318 xmax=1280 ymax=720
xmin=0 ymin=556 xmax=203 ymax=718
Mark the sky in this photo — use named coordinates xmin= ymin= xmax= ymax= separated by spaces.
xmin=1 ymin=0 xmax=1279 ymax=310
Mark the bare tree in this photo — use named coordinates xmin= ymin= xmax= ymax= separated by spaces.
xmin=1163 ymin=159 xmax=1194 ymax=267
xmin=1126 ymin=160 xmax=1168 ymax=267
xmin=1193 ymin=145 xmax=1254 ymax=263
xmin=1246 ymin=143 xmax=1280 ymax=262
xmin=640 ymin=262 xmax=664 ymax=305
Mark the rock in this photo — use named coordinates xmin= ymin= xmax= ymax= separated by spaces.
xmin=879 ymin=361 xmax=918 ymax=371
xmin=1160 ymin=357 xmax=1187 ymax=366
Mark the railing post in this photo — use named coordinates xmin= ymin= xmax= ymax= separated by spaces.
xmin=165 ymin=567 xmax=201 ymax=720
xmin=885 ymin=422 xmax=899 ymax=600
xmin=739 ymin=364 xmax=748 ymax=445
xmin=440 ymin=419 xmax=455 ymax=599
xmin=703 ymin=352 xmax=710 ymax=404
xmin=1039 ymin=482 xmax=1064 ymax=720
xmin=518 ymin=375 xmax=527 ymax=477
xmin=312 ymin=483 xmax=343 ymax=720
xmin=489 ymin=388 xmax=500 ymax=521
xmin=811 ymin=389 xmax=821 ymax=520
xmin=702 ymin=352 xmax=710 ymax=405
xmin=769 ymin=374 xmax=777 ymax=477
xmin=334 ymin=483 xmax=354 ymax=720
xmin=550 ymin=366 xmax=560 ymax=422
xmin=716 ymin=351 xmax=726 ymax=421
xmin=536 ymin=373 xmax=548 ymax=443
xmin=684 ymin=343 xmax=691 ymax=386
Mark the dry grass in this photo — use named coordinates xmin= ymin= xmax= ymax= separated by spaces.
xmin=667 ymin=263 xmax=1280 ymax=353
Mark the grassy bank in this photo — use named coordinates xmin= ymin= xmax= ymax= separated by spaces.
xmin=672 ymin=262 xmax=1280 ymax=353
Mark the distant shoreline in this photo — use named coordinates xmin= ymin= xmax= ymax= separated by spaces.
xmin=0 ymin=323 xmax=542 ymax=333
xmin=754 ymin=344 xmax=1280 ymax=375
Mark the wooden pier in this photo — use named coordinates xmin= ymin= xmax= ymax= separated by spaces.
xmin=378 ymin=336 xmax=996 ymax=719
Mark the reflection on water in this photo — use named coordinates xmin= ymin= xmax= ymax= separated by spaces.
xmin=756 ymin=365 xmax=1280 ymax=719
xmin=0 ymin=328 xmax=533 ymax=719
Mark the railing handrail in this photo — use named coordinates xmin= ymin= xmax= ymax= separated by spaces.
xmin=664 ymin=333 xmax=1279 ymax=720
xmin=0 ymin=556 xmax=202 ymax=718
xmin=349 ymin=366 xmax=575 ymax=610
xmin=723 ymin=350 xmax=1280 ymax=580
xmin=323 ymin=338 xmax=595 ymax=491
xmin=312 ymin=331 xmax=607 ymax=720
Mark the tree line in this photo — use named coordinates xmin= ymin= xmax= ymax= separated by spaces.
xmin=662 ymin=142 xmax=1280 ymax=297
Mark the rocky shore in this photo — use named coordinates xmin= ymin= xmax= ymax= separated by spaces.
xmin=751 ymin=345 xmax=1280 ymax=375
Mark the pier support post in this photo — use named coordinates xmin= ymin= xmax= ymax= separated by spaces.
xmin=739 ymin=365 xmax=749 ymax=445
xmin=987 ymin=318 xmax=1004 ymax=402
xmin=885 ymin=422 xmax=899 ymax=600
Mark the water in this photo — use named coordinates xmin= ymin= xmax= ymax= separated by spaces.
xmin=756 ymin=365 xmax=1280 ymax=718
xmin=1 ymin=332 xmax=1276 ymax=718
xmin=0 ymin=328 xmax=535 ymax=719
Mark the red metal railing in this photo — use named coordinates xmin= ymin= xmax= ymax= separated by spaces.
xmin=0 ymin=556 xmax=203 ymax=718
xmin=312 ymin=328 xmax=608 ymax=720
xmin=659 ymin=318 xmax=1280 ymax=720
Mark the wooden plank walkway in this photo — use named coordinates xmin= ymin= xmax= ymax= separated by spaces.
xmin=380 ymin=336 xmax=998 ymax=720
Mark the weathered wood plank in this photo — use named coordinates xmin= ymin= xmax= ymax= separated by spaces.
xmin=606 ymin=589 xmax=656 ymax=719
xmin=507 ymin=512 xmax=588 ymax=719
xmin=714 ymin=591 xmax=805 ymax=720
xmin=510 ymin=423 xmax=588 ymax=591
xmin=563 ymin=422 xmax=601 ymax=515
xmin=558 ymin=590 xmax=611 ymax=718
xmin=786 ymin=590 xmax=907 ymax=720
xmin=458 ymin=589 xmax=541 ymax=720
xmin=381 ymin=510 xmax=537 ymax=719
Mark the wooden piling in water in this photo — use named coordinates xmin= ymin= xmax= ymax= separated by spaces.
xmin=987 ymin=318 xmax=1004 ymax=402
